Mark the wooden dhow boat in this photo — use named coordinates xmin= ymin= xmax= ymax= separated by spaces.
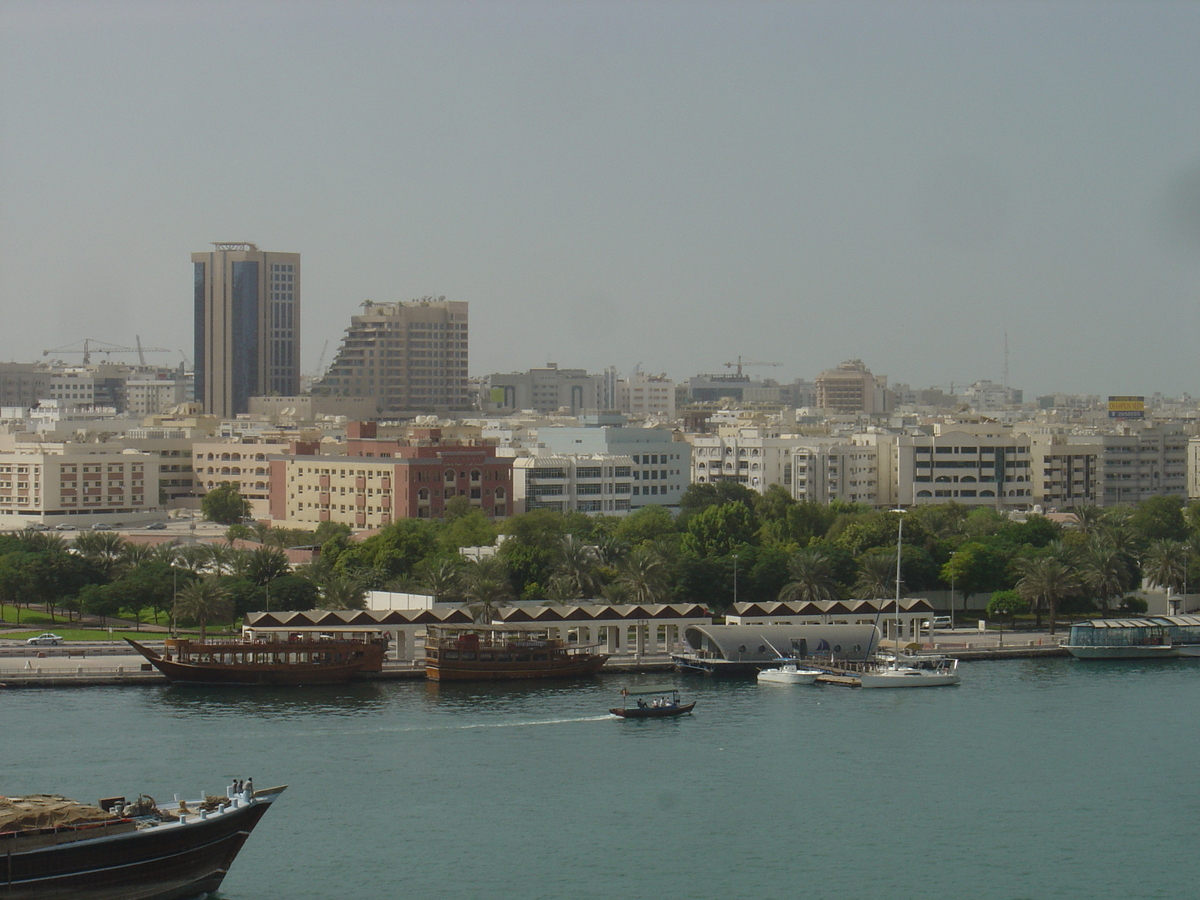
xmin=126 ymin=636 xmax=386 ymax=686
xmin=424 ymin=625 xmax=608 ymax=682
xmin=0 ymin=782 xmax=284 ymax=900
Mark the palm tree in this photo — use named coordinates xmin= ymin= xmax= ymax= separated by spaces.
xmin=853 ymin=553 xmax=895 ymax=601
xmin=420 ymin=559 xmax=464 ymax=604
xmin=204 ymin=542 xmax=241 ymax=576
xmin=1071 ymin=506 xmax=1106 ymax=535
xmin=119 ymin=542 xmax=157 ymax=574
xmin=73 ymin=530 xmax=128 ymax=578
xmin=613 ymin=546 xmax=670 ymax=605
xmin=174 ymin=544 xmax=211 ymax=576
xmin=1141 ymin=539 xmax=1186 ymax=610
xmin=778 ymin=546 xmax=840 ymax=603
xmin=553 ymin=536 xmax=603 ymax=600
xmin=461 ymin=557 xmax=514 ymax=623
xmin=1014 ymin=555 xmax=1079 ymax=634
xmin=19 ymin=530 xmax=67 ymax=553
xmin=593 ymin=535 xmax=629 ymax=566
xmin=1078 ymin=537 xmax=1133 ymax=614
xmin=317 ymin=573 xmax=368 ymax=610
xmin=243 ymin=546 xmax=290 ymax=586
xmin=172 ymin=577 xmax=233 ymax=641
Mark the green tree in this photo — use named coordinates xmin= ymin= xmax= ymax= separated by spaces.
xmin=201 ymin=482 xmax=250 ymax=525
xmin=678 ymin=482 xmax=758 ymax=523
xmin=264 ymin=573 xmax=319 ymax=611
xmin=438 ymin=507 xmax=498 ymax=552
xmin=336 ymin=519 xmax=438 ymax=582
xmin=107 ymin=562 xmax=177 ymax=630
xmin=173 ymin=577 xmax=233 ymax=640
xmin=999 ymin=514 xmax=1062 ymax=549
xmin=680 ymin=503 xmax=756 ymax=558
xmin=941 ymin=542 xmax=1012 ymax=608
xmin=78 ymin=582 xmax=124 ymax=626
xmin=497 ymin=509 xmax=568 ymax=601
xmin=613 ymin=506 xmax=678 ymax=549
xmin=1130 ymin=496 xmax=1187 ymax=545
xmin=986 ymin=589 xmax=1028 ymax=625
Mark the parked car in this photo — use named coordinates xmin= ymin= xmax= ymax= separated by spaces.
xmin=91 ymin=523 xmax=113 ymax=531
xmin=26 ymin=633 xmax=63 ymax=646
xmin=25 ymin=523 xmax=49 ymax=531
xmin=145 ymin=522 xmax=168 ymax=530
xmin=55 ymin=524 xmax=77 ymax=531
xmin=927 ymin=616 xmax=953 ymax=629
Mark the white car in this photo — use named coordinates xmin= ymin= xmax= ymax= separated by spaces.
xmin=26 ymin=632 xmax=63 ymax=646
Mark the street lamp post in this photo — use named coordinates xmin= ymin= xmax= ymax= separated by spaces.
xmin=732 ymin=553 xmax=739 ymax=606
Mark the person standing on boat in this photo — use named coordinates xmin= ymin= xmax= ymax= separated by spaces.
xmin=244 ymin=777 xmax=254 ymax=796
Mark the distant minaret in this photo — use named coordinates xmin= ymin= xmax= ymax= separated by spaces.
xmin=1003 ymin=332 xmax=1010 ymax=391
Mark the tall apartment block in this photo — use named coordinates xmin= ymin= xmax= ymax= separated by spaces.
xmin=312 ymin=297 xmax=469 ymax=413
xmin=192 ymin=242 xmax=300 ymax=419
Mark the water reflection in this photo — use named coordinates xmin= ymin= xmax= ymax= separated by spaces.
xmin=148 ymin=681 xmax=391 ymax=719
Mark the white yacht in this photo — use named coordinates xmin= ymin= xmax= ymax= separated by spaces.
xmin=756 ymin=661 xmax=822 ymax=685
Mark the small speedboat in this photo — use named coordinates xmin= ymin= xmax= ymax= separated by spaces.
xmin=756 ymin=662 xmax=822 ymax=685
xmin=610 ymin=685 xmax=694 ymax=718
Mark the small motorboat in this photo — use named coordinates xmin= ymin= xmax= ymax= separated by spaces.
xmin=756 ymin=661 xmax=822 ymax=685
xmin=610 ymin=685 xmax=694 ymax=718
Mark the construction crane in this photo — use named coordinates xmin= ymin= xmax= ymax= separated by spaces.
xmin=306 ymin=340 xmax=330 ymax=380
xmin=723 ymin=356 xmax=782 ymax=377
xmin=43 ymin=337 xmax=170 ymax=365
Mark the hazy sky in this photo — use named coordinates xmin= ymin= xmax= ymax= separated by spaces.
xmin=3 ymin=1 xmax=1199 ymax=398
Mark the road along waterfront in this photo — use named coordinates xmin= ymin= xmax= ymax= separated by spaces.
xmin=2 ymin=656 xmax=1196 ymax=900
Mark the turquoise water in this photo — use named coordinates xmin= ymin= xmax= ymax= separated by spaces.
xmin=3 ymin=659 xmax=1197 ymax=900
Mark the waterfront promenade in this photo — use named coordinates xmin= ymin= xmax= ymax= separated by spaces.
xmin=0 ymin=626 xmax=1067 ymax=687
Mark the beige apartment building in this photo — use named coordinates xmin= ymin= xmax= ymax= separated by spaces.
xmin=0 ymin=438 xmax=160 ymax=528
xmin=790 ymin=438 xmax=881 ymax=506
xmin=193 ymin=438 xmax=319 ymax=518
xmin=312 ymin=297 xmax=470 ymax=413
xmin=884 ymin=425 xmax=1034 ymax=509
xmin=1028 ymin=434 xmax=1101 ymax=508
xmin=814 ymin=359 xmax=889 ymax=415
xmin=618 ymin=372 xmax=676 ymax=419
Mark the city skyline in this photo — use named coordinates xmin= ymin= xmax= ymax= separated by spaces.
xmin=2 ymin=2 xmax=1199 ymax=398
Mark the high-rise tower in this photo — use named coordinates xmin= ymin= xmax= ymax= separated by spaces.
xmin=312 ymin=297 xmax=469 ymax=413
xmin=192 ymin=242 xmax=300 ymax=418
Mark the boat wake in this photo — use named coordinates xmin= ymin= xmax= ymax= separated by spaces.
xmin=238 ymin=715 xmax=615 ymax=739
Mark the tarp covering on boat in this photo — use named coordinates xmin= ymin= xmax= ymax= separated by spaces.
xmin=0 ymin=795 xmax=117 ymax=832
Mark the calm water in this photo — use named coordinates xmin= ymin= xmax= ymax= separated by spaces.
xmin=3 ymin=659 xmax=1198 ymax=900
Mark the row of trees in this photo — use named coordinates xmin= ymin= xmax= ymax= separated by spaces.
xmin=4 ymin=483 xmax=1198 ymax=634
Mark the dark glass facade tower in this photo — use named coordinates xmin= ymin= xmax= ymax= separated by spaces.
xmin=192 ymin=243 xmax=300 ymax=418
